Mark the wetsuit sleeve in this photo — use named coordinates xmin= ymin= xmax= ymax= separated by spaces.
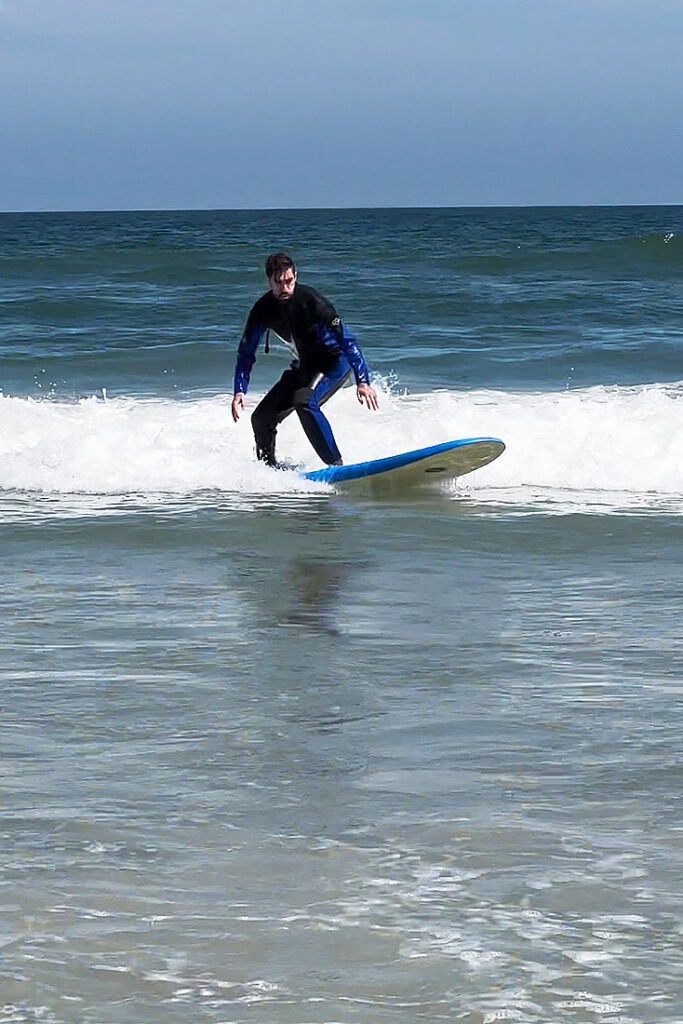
xmin=233 ymin=312 xmax=265 ymax=395
xmin=337 ymin=323 xmax=370 ymax=386
xmin=307 ymin=286 xmax=371 ymax=386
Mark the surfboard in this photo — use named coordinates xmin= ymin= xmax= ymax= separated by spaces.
xmin=300 ymin=437 xmax=505 ymax=492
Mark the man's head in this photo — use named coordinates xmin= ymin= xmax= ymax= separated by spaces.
xmin=266 ymin=252 xmax=297 ymax=301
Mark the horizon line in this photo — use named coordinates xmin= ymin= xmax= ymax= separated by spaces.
xmin=1 ymin=201 xmax=681 ymax=216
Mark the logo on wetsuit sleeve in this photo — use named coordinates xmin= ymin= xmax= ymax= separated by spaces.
xmin=331 ymin=317 xmax=341 ymax=327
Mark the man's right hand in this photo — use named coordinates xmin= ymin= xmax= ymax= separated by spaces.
xmin=231 ymin=392 xmax=245 ymax=422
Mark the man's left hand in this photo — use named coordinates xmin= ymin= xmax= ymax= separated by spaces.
xmin=357 ymin=383 xmax=379 ymax=410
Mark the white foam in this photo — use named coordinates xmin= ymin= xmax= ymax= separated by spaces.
xmin=0 ymin=380 xmax=681 ymax=501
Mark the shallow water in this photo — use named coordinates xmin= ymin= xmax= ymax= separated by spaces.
xmin=2 ymin=503 xmax=681 ymax=1023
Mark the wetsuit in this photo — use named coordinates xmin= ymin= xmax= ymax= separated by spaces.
xmin=233 ymin=283 xmax=370 ymax=465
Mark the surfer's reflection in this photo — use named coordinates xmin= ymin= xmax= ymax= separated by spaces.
xmin=283 ymin=556 xmax=346 ymax=635
xmin=228 ymin=503 xmax=369 ymax=636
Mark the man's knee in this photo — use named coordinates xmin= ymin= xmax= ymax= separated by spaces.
xmin=292 ymin=386 xmax=316 ymax=411
xmin=251 ymin=405 xmax=273 ymax=437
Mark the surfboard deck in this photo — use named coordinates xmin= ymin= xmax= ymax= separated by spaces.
xmin=300 ymin=437 xmax=505 ymax=492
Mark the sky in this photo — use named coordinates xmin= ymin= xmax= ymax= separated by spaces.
xmin=1 ymin=0 xmax=681 ymax=211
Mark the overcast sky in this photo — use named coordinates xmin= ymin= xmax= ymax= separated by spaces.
xmin=1 ymin=0 xmax=681 ymax=211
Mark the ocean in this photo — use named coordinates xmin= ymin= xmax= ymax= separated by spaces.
xmin=1 ymin=206 xmax=681 ymax=1023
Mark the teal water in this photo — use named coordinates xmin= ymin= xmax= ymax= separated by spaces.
xmin=0 ymin=207 xmax=682 ymax=1023
xmin=2 ymin=206 xmax=682 ymax=398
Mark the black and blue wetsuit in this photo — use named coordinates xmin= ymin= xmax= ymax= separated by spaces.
xmin=233 ymin=284 xmax=370 ymax=466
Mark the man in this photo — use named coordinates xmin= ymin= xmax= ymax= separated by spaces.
xmin=231 ymin=253 xmax=378 ymax=467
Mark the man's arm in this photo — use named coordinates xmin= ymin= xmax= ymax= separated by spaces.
xmin=307 ymin=287 xmax=379 ymax=411
xmin=336 ymin=322 xmax=370 ymax=386
xmin=232 ymin=317 xmax=265 ymax=420
xmin=336 ymin=323 xmax=379 ymax=410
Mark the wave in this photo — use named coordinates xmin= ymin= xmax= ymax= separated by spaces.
xmin=0 ymin=382 xmax=681 ymax=509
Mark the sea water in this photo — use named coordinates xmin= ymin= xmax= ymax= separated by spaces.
xmin=0 ymin=207 xmax=681 ymax=1023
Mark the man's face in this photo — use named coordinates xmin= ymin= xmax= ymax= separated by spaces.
xmin=269 ymin=268 xmax=297 ymax=301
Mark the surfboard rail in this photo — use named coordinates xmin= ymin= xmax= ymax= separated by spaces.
xmin=301 ymin=437 xmax=505 ymax=488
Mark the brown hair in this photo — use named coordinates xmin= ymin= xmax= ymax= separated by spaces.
xmin=265 ymin=252 xmax=296 ymax=280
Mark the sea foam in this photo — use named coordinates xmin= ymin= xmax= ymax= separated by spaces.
xmin=0 ymin=380 xmax=681 ymax=500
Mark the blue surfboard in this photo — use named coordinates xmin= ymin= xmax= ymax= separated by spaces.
xmin=300 ymin=437 xmax=505 ymax=491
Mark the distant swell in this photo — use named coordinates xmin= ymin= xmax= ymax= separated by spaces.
xmin=451 ymin=231 xmax=682 ymax=276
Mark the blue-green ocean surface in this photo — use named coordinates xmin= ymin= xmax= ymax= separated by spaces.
xmin=0 ymin=207 xmax=681 ymax=1024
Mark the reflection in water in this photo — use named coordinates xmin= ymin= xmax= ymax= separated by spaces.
xmin=283 ymin=556 xmax=347 ymax=635
xmin=223 ymin=500 xmax=371 ymax=641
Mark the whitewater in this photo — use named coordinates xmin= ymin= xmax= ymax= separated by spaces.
xmin=2 ymin=380 xmax=681 ymax=509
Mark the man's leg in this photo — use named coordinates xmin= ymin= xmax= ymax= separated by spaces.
xmin=292 ymin=359 xmax=351 ymax=465
xmin=250 ymin=369 xmax=299 ymax=465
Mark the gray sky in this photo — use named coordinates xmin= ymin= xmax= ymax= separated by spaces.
xmin=1 ymin=0 xmax=681 ymax=210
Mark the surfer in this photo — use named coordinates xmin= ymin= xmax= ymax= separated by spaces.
xmin=231 ymin=253 xmax=378 ymax=467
